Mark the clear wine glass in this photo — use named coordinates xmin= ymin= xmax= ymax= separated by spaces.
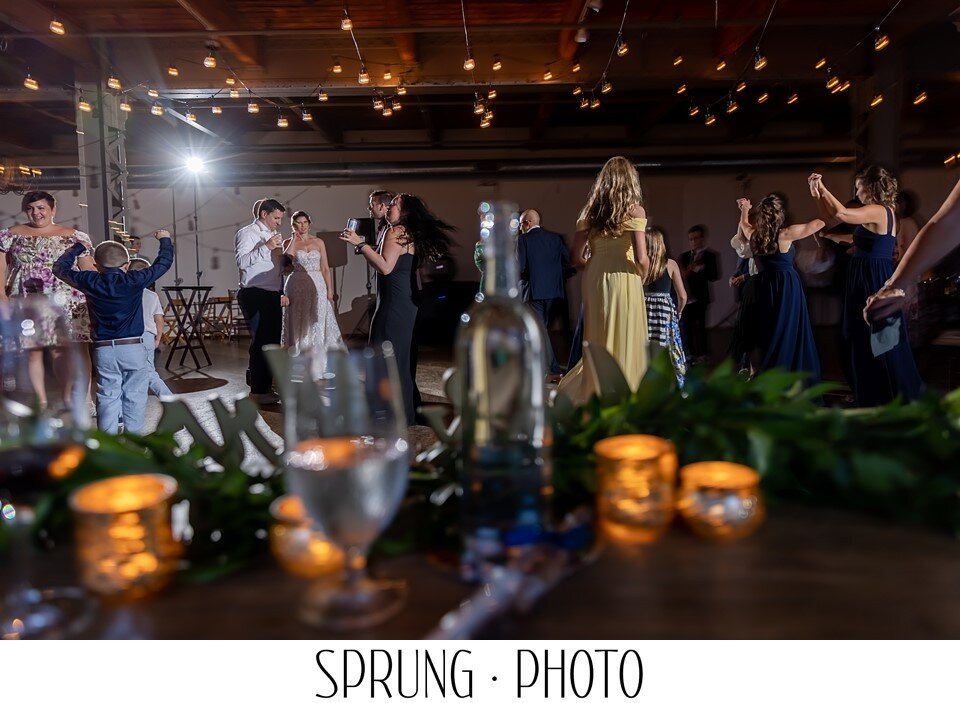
xmin=283 ymin=342 xmax=410 ymax=629
xmin=0 ymin=297 xmax=93 ymax=639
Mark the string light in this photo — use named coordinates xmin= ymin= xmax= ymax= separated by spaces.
xmin=590 ymin=96 xmax=600 ymax=109
xmin=736 ymin=81 xmax=747 ymax=93
xmin=229 ymin=88 xmax=240 ymax=99
xmin=616 ymin=39 xmax=629 ymax=57
xmin=913 ymin=89 xmax=928 ymax=106
xmin=945 ymin=153 xmax=957 ymax=167
xmin=49 ymin=18 xmax=66 ymax=35
xmin=689 ymin=104 xmax=700 ymax=117
xmin=572 ymin=85 xmax=582 ymax=96
xmin=870 ymin=93 xmax=884 ymax=108
xmin=397 ymin=84 xmax=407 ymax=96
xmin=358 ymin=66 xmax=370 ymax=85
xmin=373 ymin=96 xmax=384 ymax=111
xmin=575 ymin=27 xmax=589 ymax=43
xmin=341 ymin=9 xmax=353 ymax=31
xmin=186 ymin=109 xmax=197 ymax=122
xmin=120 ymin=99 xmax=132 ymax=112
xmin=318 ymin=90 xmax=329 ymax=101
xmin=148 ymin=87 xmax=159 ymax=98
xmin=726 ymin=97 xmax=739 ymax=114
xmin=332 ymin=59 xmax=343 ymax=74
xmin=464 ymin=52 xmax=476 ymax=71
xmin=715 ymin=58 xmax=727 ymax=71
xmin=480 ymin=119 xmax=491 ymax=128
xmin=492 ymin=55 xmax=502 ymax=71
xmin=826 ymin=73 xmax=840 ymax=90
xmin=167 ymin=64 xmax=179 ymax=77
xmin=225 ymin=76 xmax=236 ymax=86
xmin=301 ymin=108 xmax=312 ymax=121
xmin=787 ymin=92 xmax=799 ymax=105
xmin=572 ymin=61 xmax=581 ymax=73
xmin=757 ymin=92 xmax=769 ymax=104
xmin=601 ymin=80 xmax=612 ymax=94
xmin=394 ymin=100 xmax=402 ymax=111
xmin=277 ymin=114 xmax=289 ymax=128
xmin=676 ymin=83 xmax=687 ymax=95
xmin=815 ymin=57 xmax=827 ymax=70
xmin=874 ymin=28 xmax=890 ymax=51
xmin=107 ymin=75 xmax=121 ymax=90
xmin=383 ymin=101 xmax=394 ymax=117
xmin=753 ymin=52 xmax=768 ymax=71
xmin=211 ymin=105 xmax=222 ymax=114
xmin=151 ymin=102 xmax=164 ymax=116
xmin=383 ymin=68 xmax=393 ymax=81
xmin=78 ymin=93 xmax=92 ymax=112
xmin=484 ymin=109 xmax=493 ymax=121
xmin=672 ymin=53 xmax=683 ymax=66
xmin=705 ymin=111 xmax=717 ymax=126
xmin=203 ymin=52 xmax=217 ymax=69
xmin=543 ymin=66 xmax=554 ymax=81
xmin=579 ymin=97 xmax=589 ymax=109
xmin=838 ymin=80 xmax=851 ymax=93
xmin=487 ymin=87 xmax=497 ymax=99
xmin=23 ymin=73 xmax=39 ymax=91
xmin=247 ymin=99 xmax=259 ymax=114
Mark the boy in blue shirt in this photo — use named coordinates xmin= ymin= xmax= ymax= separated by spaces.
xmin=54 ymin=230 xmax=174 ymax=434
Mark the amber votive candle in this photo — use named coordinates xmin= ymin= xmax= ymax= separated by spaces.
xmin=677 ymin=461 xmax=765 ymax=542
xmin=269 ymin=494 xmax=345 ymax=579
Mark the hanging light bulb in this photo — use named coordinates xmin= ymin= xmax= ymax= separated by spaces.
xmin=373 ymin=96 xmax=384 ymax=111
xmin=487 ymin=87 xmax=497 ymax=99
xmin=49 ymin=18 xmax=66 ymax=35
xmin=301 ymin=108 xmax=312 ymax=121
xmin=945 ymin=153 xmax=957 ymax=167
xmin=753 ymin=52 xmax=768 ymax=71
xmin=23 ymin=73 xmax=39 ymax=91
xmin=601 ymin=80 xmax=612 ymax=94
xmin=464 ymin=51 xmax=476 ymax=71
xmin=358 ymin=66 xmax=370 ymax=85
xmin=492 ymin=55 xmax=502 ymax=71
xmin=120 ymin=99 xmax=132 ymax=113
xmin=225 ymin=76 xmax=236 ymax=86
xmin=211 ymin=105 xmax=222 ymax=115
xmin=397 ymin=84 xmax=407 ymax=96
xmin=277 ymin=114 xmax=289 ymax=127
xmin=332 ymin=59 xmax=343 ymax=74
xmin=716 ymin=58 xmax=727 ymax=71
xmin=913 ymin=89 xmax=928 ymax=106
xmin=689 ymin=104 xmax=700 ymax=117
xmin=757 ymin=92 xmax=769 ymax=104
xmin=617 ymin=39 xmax=629 ymax=57
xmin=787 ymin=91 xmax=799 ymax=105
xmin=341 ymin=10 xmax=353 ymax=31
xmin=572 ymin=61 xmax=581 ymax=73
xmin=838 ymin=80 xmax=851 ymax=93
xmin=874 ymin=28 xmax=890 ymax=51
xmin=590 ymin=96 xmax=600 ymax=109
xmin=107 ymin=75 xmax=121 ymax=90
xmin=726 ymin=98 xmax=739 ymax=114
xmin=480 ymin=119 xmax=491 ymax=128
xmin=672 ymin=53 xmax=683 ymax=66
xmin=676 ymin=83 xmax=687 ymax=95
xmin=167 ymin=64 xmax=179 ymax=77
xmin=572 ymin=85 xmax=582 ymax=96
xmin=204 ymin=52 xmax=217 ymax=69
xmin=393 ymin=100 xmax=402 ymax=111
xmin=151 ymin=102 xmax=164 ymax=116
xmin=870 ymin=93 xmax=884 ymax=108
xmin=826 ymin=74 xmax=839 ymax=90
xmin=383 ymin=68 xmax=393 ymax=81
xmin=473 ymin=97 xmax=485 ymax=115
xmin=579 ymin=96 xmax=589 ymax=109
xmin=229 ymin=88 xmax=240 ymax=99
xmin=543 ymin=66 xmax=554 ymax=81
xmin=705 ymin=112 xmax=717 ymax=126
xmin=736 ymin=81 xmax=747 ymax=92
xmin=186 ymin=109 xmax=197 ymax=122
xmin=815 ymin=57 xmax=827 ymax=70
xmin=383 ymin=101 xmax=394 ymax=117
xmin=575 ymin=27 xmax=589 ymax=43
xmin=247 ymin=99 xmax=259 ymax=114
xmin=78 ymin=94 xmax=92 ymax=112
xmin=318 ymin=90 xmax=329 ymax=102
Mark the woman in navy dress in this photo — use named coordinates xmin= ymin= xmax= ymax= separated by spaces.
xmin=736 ymin=194 xmax=824 ymax=380
xmin=809 ymin=167 xmax=922 ymax=406
xmin=341 ymin=194 xmax=453 ymax=424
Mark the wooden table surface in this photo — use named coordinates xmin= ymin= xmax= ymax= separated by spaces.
xmin=10 ymin=505 xmax=960 ymax=639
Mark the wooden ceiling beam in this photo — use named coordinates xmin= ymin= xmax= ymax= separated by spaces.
xmin=383 ymin=0 xmax=419 ymax=65
xmin=175 ymin=0 xmax=264 ymax=68
xmin=0 ymin=0 xmax=98 ymax=67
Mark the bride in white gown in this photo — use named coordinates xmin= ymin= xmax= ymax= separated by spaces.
xmin=281 ymin=211 xmax=344 ymax=357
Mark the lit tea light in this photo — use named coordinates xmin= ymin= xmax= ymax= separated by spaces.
xmin=69 ymin=474 xmax=181 ymax=599
xmin=677 ymin=462 xmax=765 ymax=542
xmin=594 ymin=435 xmax=678 ymax=543
xmin=269 ymin=495 xmax=345 ymax=579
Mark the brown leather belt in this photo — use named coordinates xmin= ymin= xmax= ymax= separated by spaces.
xmin=92 ymin=337 xmax=143 ymax=348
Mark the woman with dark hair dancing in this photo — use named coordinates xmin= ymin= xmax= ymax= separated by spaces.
xmin=341 ymin=193 xmax=454 ymax=424
xmin=735 ymin=194 xmax=823 ymax=379
xmin=809 ymin=167 xmax=922 ymax=405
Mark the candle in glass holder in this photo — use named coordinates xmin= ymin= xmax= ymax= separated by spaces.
xmin=269 ymin=494 xmax=345 ymax=579
xmin=677 ymin=461 xmax=765 ymax=542
xmin=69 ymin=474 xmax=182 ymax=599
xmin=594 ymin=435 xmax=678 ymax=543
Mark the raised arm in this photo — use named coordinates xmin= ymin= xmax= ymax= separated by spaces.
xmin=128 ymin=232 xmax=174 ymax=288
xmin=667 ymin=258 xmax=688 ymax=314
xmin=52 ymin=242 xmax=97 ymax=291
xmin=737 ymin=198 xmax=754 ymax=239
xmin=352 ymin=227 xmax=408 ymax=276
xmin=780 ymin=219 xmax=826 ymax=244
xmin=809 ymin=173 xmax=887 ymax=227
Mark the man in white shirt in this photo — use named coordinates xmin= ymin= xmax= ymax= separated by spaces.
xmin=235 ymin=198 xmax=286 ymax=405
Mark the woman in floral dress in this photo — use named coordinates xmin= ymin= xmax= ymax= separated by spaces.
xmin=0 ymin=191 xmax=95 ymax=407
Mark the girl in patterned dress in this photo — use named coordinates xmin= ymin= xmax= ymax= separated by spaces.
xmin=643 ymin=225 xmax=688 ymax=386
xmin=0 ymin=191 xmax=95 ymax=407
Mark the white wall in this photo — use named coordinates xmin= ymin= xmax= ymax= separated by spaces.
xmin=3 ymin=167 xmax=956 ymax=329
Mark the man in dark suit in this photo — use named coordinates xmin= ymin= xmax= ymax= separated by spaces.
xmin=517 ymin=209 xmax=573 ymax=377
xmin=679 ymin=224 xmax=720 ymax=362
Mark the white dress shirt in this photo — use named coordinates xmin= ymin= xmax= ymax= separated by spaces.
xmin=730 ymin=233 xmax=759 ymax=275
xmin=235 ymin=219 xmax=283 ymax=291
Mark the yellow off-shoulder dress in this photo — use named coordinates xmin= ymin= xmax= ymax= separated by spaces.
xmin=557 ymin=217 xmax=649 ymax=405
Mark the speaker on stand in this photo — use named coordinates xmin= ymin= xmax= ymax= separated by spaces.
xmin=350 ymin=217 xmax=378 ymax=339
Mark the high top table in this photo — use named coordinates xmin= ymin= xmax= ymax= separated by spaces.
xmin=161 ymin=286 xmax=213 ymax=371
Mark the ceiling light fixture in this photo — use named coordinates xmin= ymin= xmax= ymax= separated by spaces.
xmin=49 ymin=18 xmax=66 ymax=35
xmin=204 ymin=52 xmax=217 ymax=69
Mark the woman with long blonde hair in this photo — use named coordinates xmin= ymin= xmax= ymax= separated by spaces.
xmin=558 ymin=156 xmax=650 ymax=404
xmin=643 ymin=225 xmax=687 ymax=385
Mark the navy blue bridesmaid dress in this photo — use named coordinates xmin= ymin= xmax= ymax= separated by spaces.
xmin=741 ymin=242 xmax=821 ymax=382
xmin=842 ymin=207 xmax=922 ymax=406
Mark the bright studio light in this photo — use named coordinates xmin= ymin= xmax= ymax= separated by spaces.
xmin=185 ymin=156 xmax=206 ymax=174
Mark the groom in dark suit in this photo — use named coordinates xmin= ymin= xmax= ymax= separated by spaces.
xmin=680 ymin=224 xmax=720 ymax=362
xmin=517 ymin=209 xmax=573 ymax=377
